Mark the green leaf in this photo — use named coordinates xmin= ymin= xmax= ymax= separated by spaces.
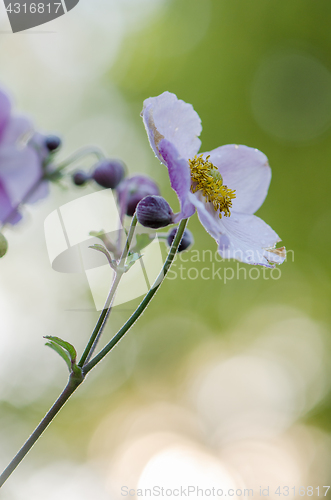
xmin=44 ymin=335 xmax=77 ymax=363
xmin=45 ymin=170 xmax=63 ymax=182
xmin=89 ymin=231 xmax=117 ymax=254
xmin=0 ymin=233 xmax=8 ymax=258
xmin=125 ymin=252 xmax=143 ymax=271
xmin=89 ymin=243 xmax=109 ymax=254
xmin=89 ymin=244 xmax=117 ymax=270
xmin=89 ymin=230 xmax=105 ymax=238
xmin=45 ymin=341 xmax=71 ymax=371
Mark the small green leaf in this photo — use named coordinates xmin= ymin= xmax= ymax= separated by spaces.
xmin=126 ymin=252 xmax=141 ymax=263
xmin=89 ymin=244 xmax=117 ymax=270
xmin=89 ymin=231 xmax=117 ymax=254
xmin=72 ymin=363 xmax=83 ymax=377
xmin=45 ymin=341 xmax=71 ymax=372
xmin=45 ymin=170 xmax=64 ymax=182
xmin=89 ymin=243 xmax=109 ymax=254
xmin=89 ymin=230 xmax=105 ymax=238
xmin=44 ymin=335 xmax=77 ymax=363
xmin=125 ymin=252 xmax=143 ymax=271
xmin=0 ymin=233 xmax=8 ymax=258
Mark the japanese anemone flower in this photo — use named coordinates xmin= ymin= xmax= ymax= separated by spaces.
xmin=0 ymin=88 xmax=48 ymax=225
xmin=141 ymin=91 xmax=286 ymax=268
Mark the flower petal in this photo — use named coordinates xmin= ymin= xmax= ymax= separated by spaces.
xmin=0 ymin=145 xmax=43 ymax=206
xmin=27 ymin=180 xmax=49 ymax=204
xmin=218 ymin=212 xmax=285 ymax=267
xmin=188 ymin=191 xmax=222 ymax=241
xmin=1 ymin=115 xmax=33 ymax=145
xmin=0 ymin=178 xmax=22 ymax=225
xmin=0 ymin=89 xmax=11 ymax=140
xmin=158 ymin=139 xmax=195 ymax=222
xmin=204 ymin=144 xmax=271 ymax=214
xmin=192 ymin=197 xmax=285 ymax=267
xmin=28 ymin=131 xmax=50 ymax=163
xmin=141 ymin=91 xmax=202 ymax=162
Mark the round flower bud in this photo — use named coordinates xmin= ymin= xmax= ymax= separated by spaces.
xmin=136 ymin=195 xmax=174 ymax=229
xmin=117 ymin=175 xmax=160 ymax=217
xmin=167 ymin=227 xmax=194 ymax=252
xmin=73 ymin=170 xmax=90 ymax=186
xmin=45 ymin=135 xmax=62 ymax=152
xmin=92 ymin=159 xmax=125 ymax=189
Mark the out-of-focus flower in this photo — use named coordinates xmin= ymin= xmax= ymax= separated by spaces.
xmin=0 ymin=88 xmax=49 ymax=225
xmin=72 ymin=170 xmax=90 ymax=186
xmin=141 ymin=91 xmax=286 ymax=267
xmin=167 ymin=227 xmax=194 ymax=252
xmin=28 ymin=131 xmax=52 ymax=164
xmin=117 ymin=175 xmax=160 ymax=218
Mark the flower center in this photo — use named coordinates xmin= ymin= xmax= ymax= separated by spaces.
xmin=188 ymin=155 xmax=236 ymax=218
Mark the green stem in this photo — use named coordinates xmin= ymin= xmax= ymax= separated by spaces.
xmin=56 ymin=146 xmax=105 ymax=172
xmin=0 ymin=218 xmax=187 ymax=488
xmin=0 ymin=372 xmax=84 ymax=488
xmin=78 ymin=214 xmax=138 ymax=367
xmin=83 ymin=218 xmax=188 ymax=375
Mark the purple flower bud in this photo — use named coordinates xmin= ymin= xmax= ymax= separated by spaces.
xmin=92 ymin=159 xmax=125 ymax=189
xmin=45 ymin=135 xmax=62 ymax=152
xmin=167 ymin=227 xmax=194 ymax=252
xmin=73 ymin=170 xmax=90 ymax=186
xmin=136 ymin=195 xmax=174 ymax=229
xmin=117 ymin=175 xmax=160 ymax=217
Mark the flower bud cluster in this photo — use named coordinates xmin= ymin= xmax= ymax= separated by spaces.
xmin=70 ymin=150 xmax=188 ymax=248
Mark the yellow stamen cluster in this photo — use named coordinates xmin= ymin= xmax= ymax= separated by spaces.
xmin=189 ymin=154 xmax=236 ymax=218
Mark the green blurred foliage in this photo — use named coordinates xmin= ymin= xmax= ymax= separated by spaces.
xmin=106 ymin=0 xmax=331 ymax=428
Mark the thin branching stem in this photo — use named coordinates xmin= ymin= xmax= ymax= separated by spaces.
xmin=0 ymin=218 xmax=188 ymax=488
xmin=78 ymin=214 xmax=138 ymax=367
xmin=83 ymin=218 xmax=188 ymax=374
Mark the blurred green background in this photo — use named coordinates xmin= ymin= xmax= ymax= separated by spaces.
xmin=1 ymin=0 xmax=331 ymax=498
